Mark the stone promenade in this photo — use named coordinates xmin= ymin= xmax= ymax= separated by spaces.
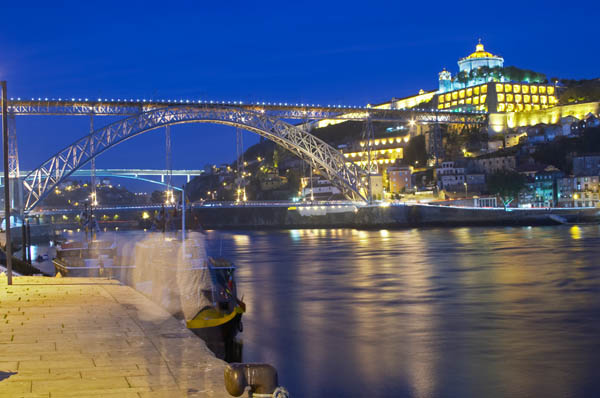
xmin=0 ymin=275 xmax=232 ymax=398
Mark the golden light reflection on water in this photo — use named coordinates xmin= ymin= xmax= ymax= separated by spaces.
xmin=570 ymin=225 xmax=582 ymax=240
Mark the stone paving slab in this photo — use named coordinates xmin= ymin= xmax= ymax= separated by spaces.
xmin=0 ymin=275 xmax=232 ymax=397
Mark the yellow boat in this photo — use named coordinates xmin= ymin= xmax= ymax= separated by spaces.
xmin=187 ymin=304 xmax=245 ymax=329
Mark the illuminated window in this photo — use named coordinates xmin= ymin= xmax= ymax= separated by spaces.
xmin=497 ymin=93 xmax=505 ymax=102
xmin=445 ymin=103 xmax=450 ymax=108
xmin=506 ymin=94 xmax=514 ymax=102
xmin=473 ymin=97 xmax=479 ymax=105
xmin=532 ymin=95 xmax=539 ymax=104
xmin=515 ymin=94 xmax=522 ymax=103
xmin=466 ymin=88 xmax=473 ymax=97
xmin=524 ymin=95 xmax=531 ymax=103
xmin=466 ymin=98 xmax=472 ymax=104
xmin=481 ymin=94 xmax=487 ymax=103
xmin=525 ymin=104 xmax=532 ymax=111
xmin=517 ymin=103 xmax=524 ymax=111
xmin=439 ymin=95 xmax=444 ymax=103
xmin=458 ymin=99 xmax=465 ymax=105
xmin=533 ymin=104 xmax=540 ymax=110
xmin=531 ymin=86 xmax=538 ymax=94
xmin=445 ymin=93 xmax=451 ymax=101
xmin=507 ymin=103 xmax=515 ymax=112
xmin=451 ymin=100 xmax=457 ymax=106
xmin=513 ymin=84 xmax=521 ymax=93
xmin=522 ymin=85 xmax=529 ymax=94
xmin=504 ymin=84 xmax=512 ymax=93
xmin=540 ymin=96 xmax=547 ymax=104
xmin=459 ymin=90 xmax=465 ymax=99
xmin=539 ymin=86 xmax=546 ymax=94
xmin=481 ymin=85 xmax=487 ymax=94
xmin=497 ymin=103 xmax=506 ymax=112
xmin=496 ymin=84 xmax=503 ymax=92
xmin=548 ymin=86 xmax=555 ymax=95
xmin=549 ymin=96 xmax=557 ymax=104
xmin=474 ymin=86 xmax=480 ymax=95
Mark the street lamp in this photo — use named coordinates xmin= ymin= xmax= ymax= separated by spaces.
xmin=464 ymin=181 xmax=468 ymax=198
xmin=1 ymin=81 xmax=12 ymax=285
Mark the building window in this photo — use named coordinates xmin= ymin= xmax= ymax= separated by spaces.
xmin=522 ymin=85 xmax=530 ymax=94
xmin=482 ymin=85 xmax=488 ymax=94
xmin=531 ymin=86 xmax=538 ymax=94
xmin=496 ymin=84 xmax=503 ymax=93
xmin=474 ymin=86 xmax=480 ymax=95
xmin=497 ymin=93 xmax=505 ymax=102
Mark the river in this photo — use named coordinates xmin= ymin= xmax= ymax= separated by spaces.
xmin=27 ymin=225 xmax=600 ymax=397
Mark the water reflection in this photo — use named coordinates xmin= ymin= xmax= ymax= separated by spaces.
xmin=24 ymin=226 xmax=600 ymax=397
xmin=205 ymin=226 xmax=600 ymax=398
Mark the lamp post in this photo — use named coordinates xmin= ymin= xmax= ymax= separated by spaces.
xmin=1 ymin=81 xmax=12 ymax=285
xmin=464 ymin=181 xmax=468 ymax=198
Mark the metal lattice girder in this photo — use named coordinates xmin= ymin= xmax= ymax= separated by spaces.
xmin=22 ymin=106 xmax=368 ymax=212
xmin=7 ymin=99 xmax=487 ymax=125
xmin=8 ymin=114 xmax=19 ymax=178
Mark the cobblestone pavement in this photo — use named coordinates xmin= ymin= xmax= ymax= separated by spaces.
xmin=0 ymin=275 xmax=232 ymax=398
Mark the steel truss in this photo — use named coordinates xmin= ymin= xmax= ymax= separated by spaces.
xmin=22 ymin=106 xmax=368 ymax=212
xmin=7 ymin=99 xmax=487 ymax=125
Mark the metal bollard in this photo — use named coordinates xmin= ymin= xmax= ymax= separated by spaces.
xmin=224 ymin=363 xmax=289 ymax=398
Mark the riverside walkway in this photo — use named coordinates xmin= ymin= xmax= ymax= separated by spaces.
xmin=0 ymin=275 xmax=231 ymax=398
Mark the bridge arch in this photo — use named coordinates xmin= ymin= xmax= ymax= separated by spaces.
xmin=22 ymin=106 xmax=367 ymax=211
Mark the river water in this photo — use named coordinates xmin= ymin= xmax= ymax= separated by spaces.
xmin=205 ymin=226 xmax=600 ymax=398
xmin=30 ymin=225 xmax=600 ymax=397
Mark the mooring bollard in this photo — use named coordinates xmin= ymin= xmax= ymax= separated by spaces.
xmin=224 ymin=363 xmax=289 ymax=398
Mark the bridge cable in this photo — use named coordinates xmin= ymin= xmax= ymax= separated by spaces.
xmin=235 ymin=127 xmax=246 ymax=202
xmin=165 ymin=124 xmax=173 ymax=204
xmin=90 ymin=113 xmax=97 ymax=207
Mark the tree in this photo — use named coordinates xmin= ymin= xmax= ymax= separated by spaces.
xmin=404 ymin=135 xmax=428 ymax=167
xmin=487 ymin=170 xmax=526 ymax=209
xmin=150 ymin=190 xmax=165 ymax=204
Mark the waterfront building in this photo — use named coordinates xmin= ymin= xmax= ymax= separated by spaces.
xmin=558 ymin=175 xmax=600 ymax=207
xmin=388 ymin=166 xmax=413 ymax=193
xmin=301 ymin=176 xmax=342 ymax=200
xmin=519 ymin=167 xmax=563 ymax=208
xmin=342 ymin=134 xmax=408 ymax=168
xmin=436 ymin=161 xmax=466 ymax=190
xmin=473 ymin=155 xmax=517 ymax=174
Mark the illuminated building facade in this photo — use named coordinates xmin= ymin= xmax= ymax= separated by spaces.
xmin=388 ymin=166 xmax=413 ymax=193
xmin=558 ymin=176 xmax=600 ymax=208
xmin=433 ymin=41 xmax=558 ymax=116
xmin=342 ymin=135 xmax=408 ymax=168
xmin=438 ymin=41 xmax=504 ymax=94
xmin=436 ymin=82 xmax=558 ymax=113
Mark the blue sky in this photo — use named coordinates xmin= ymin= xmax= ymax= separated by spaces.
xmin=1 ymin=0 xmax=598 ymax=189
